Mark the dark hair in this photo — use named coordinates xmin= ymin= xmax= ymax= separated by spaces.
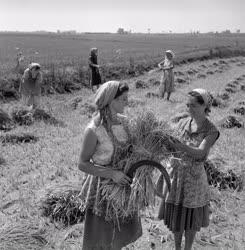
xmin=188 ymin=91 xmax=211 ymax=114
xmin=114 ymin=82 xmax=129 ymax=99
xmin=34 ymin=65 xmax=40 ymax=70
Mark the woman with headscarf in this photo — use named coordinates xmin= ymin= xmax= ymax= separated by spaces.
xmin=88 ymin=48 xmax=102 ymax=92
xmin=78 ymin=81 xmax=142 ymax=250
xmin=19 ymin=63 xmax=42 ymax=109
xmin=15 ymin=51 xmax=25 ymax=74
xmin=158 ymin=88 xmax=220 ymax=250
xmin=158 ymin=50 xmax=175 ymax=101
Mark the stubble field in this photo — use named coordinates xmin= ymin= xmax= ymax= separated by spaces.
xmin=0 ymin=33 xmax=245 ymax=250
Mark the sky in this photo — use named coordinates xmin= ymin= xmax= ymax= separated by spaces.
xmin=0 ymin=0 xmax=244 ymax=33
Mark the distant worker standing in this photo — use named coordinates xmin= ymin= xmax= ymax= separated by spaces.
xmin=19 ymin=63 xmax=42 ymax=109
xmin=158 ymin=50 xmax=175 ymax=101
xmin=88 ymin=48 xmax=102 ymax=92
xmin=15 ymin=51 xmax=25 ymax=74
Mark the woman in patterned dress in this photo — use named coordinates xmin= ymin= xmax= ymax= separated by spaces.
xmin=19 ymin=63 xmax=42 ymax=109
xmin=78 ymin=81 xmax=142 ymax=250
xmin=158 ymin=50 xmax=175 ymax=101
xmin=159 ymin=88 xmax=220 ymax=250
xmin=88 ymin=48 xmax=102 ymax=92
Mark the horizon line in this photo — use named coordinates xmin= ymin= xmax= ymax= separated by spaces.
xmin=0 ymin=30 xmax=244 ymax=35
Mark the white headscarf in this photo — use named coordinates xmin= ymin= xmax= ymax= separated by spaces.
xmin=192 ymin=88 xmax=212 ymax=109
xmin=94 ymin=81 xmax=120 ymax=110
xmin=28 ymin=62 xmax=41 ymax=70
xmin=165 ymin=50 xmax=175 ymax=58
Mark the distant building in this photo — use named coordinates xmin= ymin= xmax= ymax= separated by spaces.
xmin=57 ymin=30 xmax=77 ymax=35
xmin=117 ymin=28 xmax=131 ymax=34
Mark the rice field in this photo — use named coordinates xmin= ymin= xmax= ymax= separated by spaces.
xmin=0 ymin=33 xmax=245 ymax=249
xmin=1 ymin=32 xmax=245 ymax=73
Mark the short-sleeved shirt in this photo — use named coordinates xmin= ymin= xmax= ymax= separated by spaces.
xmin=166 ymin=117 xmax=220 ymax=208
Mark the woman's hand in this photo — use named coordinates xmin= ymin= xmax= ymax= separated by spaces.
xmin=168 ymin=136 xmax=183 ymax=151
xmin=111 ymin=170 xmax=132 ymax=185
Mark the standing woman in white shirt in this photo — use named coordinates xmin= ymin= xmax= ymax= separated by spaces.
xmin=158 ymin=50 xmax=175 ymax=101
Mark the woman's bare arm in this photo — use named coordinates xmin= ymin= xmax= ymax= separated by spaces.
xmin=170 ymin=132 xmax=219 ymax=160
xmin=78 ymin=128 xmax=112 ymax=179
xmin=78 ymin=127 xmax=131 ymax=185
xmin=158 ymin=60 xmax=165 ymax=68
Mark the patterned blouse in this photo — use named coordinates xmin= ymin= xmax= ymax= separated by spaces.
xmin=166 ymin=117 xmax=219 ymax=208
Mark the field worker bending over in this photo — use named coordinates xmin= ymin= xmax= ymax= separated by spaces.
xmin=88 ymin=47 xmax=102 ymax=92
xmin=158 ymin=50 xmax=175 ymax=101
xmin=78 ymin=81 xmax=142 ymax=250
xmin=19 ymin=63 xmax=42 ymax=109
xmin=158 ymin=88 xmax=220 ymax=250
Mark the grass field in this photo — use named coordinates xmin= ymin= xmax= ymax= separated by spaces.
xmin=1 ymin=33 xmax=245 ymax=73
xmin=0 ymin=34 xmax=245 ymax=249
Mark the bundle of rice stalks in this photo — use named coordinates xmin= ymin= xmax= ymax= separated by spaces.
xmin=11 ymin=106 xmax=63 ymax=126
xmin=233 ymin=106 xmax=245 ymax=115
xmin=145 ymin=92 xmax=160 ymax=98
xmin=170 ymin=112 xmax=189 ymax=123
xmin=209 ymin=93 xmax=227 ymax=108
xmin=0 ymin=220 xmax=47 ymax=250
xmin=204 ymin=160 xmax=243 ymax=191
xmin=175 ymin=77 xmax=186 ymax=84
xmin=0 ymin=108 xmax=15 ymax=131
xmin=40 ymin=183 xmax=85 ymax=227
xmin=0 ymin=77 xmax=19 ymax=100
xmin=214 ymin=69 xmax=223 ymax=73
xmin=135 ymin=80 xmax=148 ymax=89
xmin=174 ymin=71 xmax=185 ymax=76
xmin=217 ymin=92 xmax=230 ymax=101
xmin=33 ymin=108 xmax=62 ymax=126
xmin=100 ymin=111 xmax=177 ymax=223
xmin=240 ymin=84 xmax=245 ymax=91
xmin=211 ymin=97 xmax=225 ymax=108
xmin=226 ymin=83 xmax=237 ymax=88
xmin=200 ymin=64 xmax=207 ymax=68
xmin=41 ymin=191 xmax=85 ymax=226
xmin=148 ymin=78 xmax=160 ymax=86
xmin=206 ymin=70 xmax=214 ymax=75
xmin=0 ymin=133 xmax=38 ymax=144
xmin=197 ymin=73 xmax=206 ymax=79
xmin=0 ymin=156 xmax=6 ymax=165
xmin=219 ymin=115 xmax=243 ymax=128
xmin=235 ymin=77 xmax=243 ymax=81
xmin=11 ymin=106 xmax=34 ymax=126
xmin=232 ymin=80 xmax=240 ymax=85
xmin=225 ymin=87 xmax=236 ymax=93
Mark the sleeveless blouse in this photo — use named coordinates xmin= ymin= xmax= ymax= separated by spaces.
xmin=80 ymin=120 xmax=128 ymax=216
xmin=166 ymin=117 xmax=219 ymax=208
